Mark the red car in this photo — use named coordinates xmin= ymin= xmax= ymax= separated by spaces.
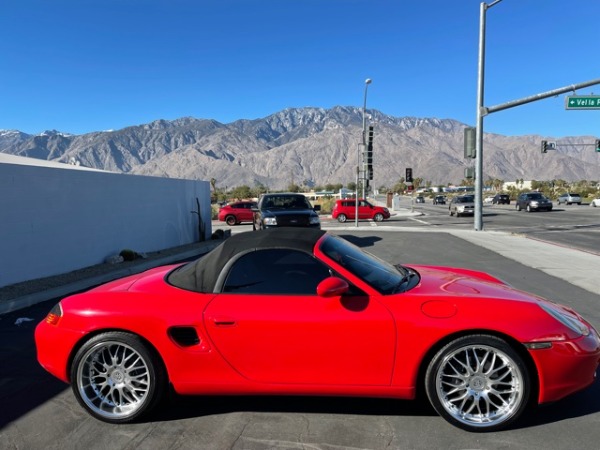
xmin=35 ymin=228 xmax=600 ymax=432
xmin=331 ymin=199 xmax=390 ymax=223
xmin=217 ymin=201 xmax=257 ymax=226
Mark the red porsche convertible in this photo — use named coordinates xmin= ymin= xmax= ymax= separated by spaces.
xmin=35 ymin=228 xmax=600 ymax=432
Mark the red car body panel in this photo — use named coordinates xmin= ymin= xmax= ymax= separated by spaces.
xmin=35 ymin=239 xmax=600 ymax=408
xmin=331 ymin=199 xmax=390 ymax=221
xmin=217 ymin=201 xmax=256 ymax=224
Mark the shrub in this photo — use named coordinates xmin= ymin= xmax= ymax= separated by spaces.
xmin=119 ymin=249 xmax=137 ymax=261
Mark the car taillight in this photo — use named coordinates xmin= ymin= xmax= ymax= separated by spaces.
xmin=45 ymin=302 xmax=63 ymax=325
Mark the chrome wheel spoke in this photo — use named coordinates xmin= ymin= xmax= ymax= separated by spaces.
xmin=77 ymin=341 xmax=151 ymax=420
xmin=436 ymin=344 xmax=524 ymax=428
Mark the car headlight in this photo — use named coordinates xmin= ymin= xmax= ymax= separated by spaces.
xmin=310 ymin=216 xmax=321 ymax=225
xmin=539 ymin=303 xmax=590 ymax=337
xmin=457 ymin=206 xmax=465 ymax=212
xmin=263 ymin=217 xmax=277 ymax=226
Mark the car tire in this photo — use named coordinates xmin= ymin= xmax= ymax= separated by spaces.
xmin=71 ymin=331 xmax=166 ymax=424
xmin=425 ymin=334 xmax=531 ymax=432
xmin=515 ymin=204 xmax=521 ymax=211
xmin=449 ymin=209 xmax=453 ymax=216
xmin=526 ymin=204 xmax=532 ymax=212
xmin=373 ymin=213 xmax=384 ymax=222
xmin=577 ymin=202 xmax=581 ymax=205
xmin=225 ymin=215 xmax=237 ymax=226
xmin=337 ymin=214 xmax=347 ymax=223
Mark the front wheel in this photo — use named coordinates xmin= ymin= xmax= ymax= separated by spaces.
xmin=425 ymin=334 xmax=531 ymax=432
xmin=526 ymin=204 xmax=532 ymax=212
xmin=71 ymin=332 xmax=166 ymax=423
xmin=337 ymin=214 xmax=347 ymax=223
xmin=373 ymin=213 xmax=384 ymax=222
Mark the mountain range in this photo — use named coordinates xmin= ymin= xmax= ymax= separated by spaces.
xmin=1 ymin=106 xmax=598 ymax=190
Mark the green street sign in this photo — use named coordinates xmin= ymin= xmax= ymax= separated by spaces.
xmin=565 ymin=95 xmax=600 ymax=109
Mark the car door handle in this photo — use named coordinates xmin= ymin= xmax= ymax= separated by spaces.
xmin=211 ymin=316 xmax=236 ymax=327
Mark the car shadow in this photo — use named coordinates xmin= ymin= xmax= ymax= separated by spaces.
xmin=153 ymin=394 xmax=436 ymax=423
xmin=335 ymin=234 xmax=382 ymax=248
xmin=151 ymin=378 xmax=600 ymax=430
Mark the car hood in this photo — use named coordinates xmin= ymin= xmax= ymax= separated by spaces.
xmin=262 ymin=208 xmax=317 ymax=214
xmin=407 ymin=264 xmax=546 ymax=304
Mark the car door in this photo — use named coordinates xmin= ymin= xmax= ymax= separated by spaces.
xmin=358 ymin=200 xmax=372 ymax=219
xmin=203 ymin=248 xmax=396 ymax=385
xmin=239 ymin=202 xmax=254 ymax=222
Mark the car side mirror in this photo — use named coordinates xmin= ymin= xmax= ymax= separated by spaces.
xmin=313 ymin=205 xmax=321 ymax=212
xmin=317 ymin=276 xmax=349 ymax=298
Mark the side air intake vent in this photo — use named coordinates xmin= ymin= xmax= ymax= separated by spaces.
xmin=168 ymin=326 xmax=200 ymax=347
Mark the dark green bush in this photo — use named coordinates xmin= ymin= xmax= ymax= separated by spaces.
xmin=119 ymin=249 xmax=137 ymax=261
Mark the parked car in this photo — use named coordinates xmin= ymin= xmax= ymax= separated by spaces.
xmin=218 ymin=201 xmax=257 ymax=226
xmin=448 ymin=195 xmax=475 ymax=217
xmin=331 ymin=198 xmax=390 ymax=223
xmin=35 ymin=228 xmax=600 ymax=432
xmin=557 ymin=192 xmax=582 ymax=205
xmin=252 ymin=193 xmax=320 ymax=230
xmin=484 ymin=195 xmax=495 ymax=204
xmin=492 ymin=194 xmax=511 ymax=205
xmin=415 ymin=195 xmax=425 ymax=204
xmin=515 ymin=192 xmax=553 ymax=212
xmin=433 ymin=195 xmax=446 ymax=205
xmin=591 ymin=198 xmax=600 ymax=207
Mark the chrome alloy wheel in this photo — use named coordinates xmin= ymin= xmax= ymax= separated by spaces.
xmin=434 ymin=344 xmax=524 ymax=429
xmin=76 ymin=340 xmax=151 ymax=420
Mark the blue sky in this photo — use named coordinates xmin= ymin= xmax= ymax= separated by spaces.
xmin=1 ymin=0 xmax=599 ymax=138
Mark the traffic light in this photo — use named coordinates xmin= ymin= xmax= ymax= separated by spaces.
xmin=595 ymin=139 xmax=600 ymax=152
xmin=366 ymin=126 xmax=374 ymax=180
xmin=541 ymin=140 xmax=548 ymax=154
xmin=464 ymin=127 xmax=476 ymax=158
xmin=405 ymin=167 xmax=413 ymax=183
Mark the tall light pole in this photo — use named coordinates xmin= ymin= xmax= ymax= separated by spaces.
xmin=475 ymin=0 xmax=502 ymax=231
xmin=356 ymin=78 xmax=372 ymax=227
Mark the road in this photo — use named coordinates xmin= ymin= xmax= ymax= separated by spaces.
xmin=1 ymin=226 xmax=600 ymax=450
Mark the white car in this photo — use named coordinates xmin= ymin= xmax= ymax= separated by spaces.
xmin=591 ymin=198 xmax=600 ymax=207
xmin=557 ymin=192 xmax=582 ymax=205
xmin=483 ymin=195 xmax=494 ymax=204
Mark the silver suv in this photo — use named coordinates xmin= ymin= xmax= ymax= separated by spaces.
xmin=557 ymin=193 xmax=582 ymax=205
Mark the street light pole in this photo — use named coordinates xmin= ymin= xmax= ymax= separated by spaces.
xmin=356 ymin=78 xmax=372 ymax=227
xmin=475 ymin=0 xmax=502 ymax=231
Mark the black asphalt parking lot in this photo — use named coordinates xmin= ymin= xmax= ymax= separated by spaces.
xmin=1 ymin=230 xmax=599 ymax=450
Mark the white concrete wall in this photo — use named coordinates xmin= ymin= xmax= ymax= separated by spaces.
xmin=0 ymin=159 xmax=211 ymax=287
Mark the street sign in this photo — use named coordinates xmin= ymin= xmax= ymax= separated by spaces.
xmin=565 ymin=95 xmax=600 ymax=110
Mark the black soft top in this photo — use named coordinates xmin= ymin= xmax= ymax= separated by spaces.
xmin=167 ymin=228 xmax=327 ymax=293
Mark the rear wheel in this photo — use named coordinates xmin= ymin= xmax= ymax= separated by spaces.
xmin=225 ymin=215 xmax=237 ymax=226
xmin=515 ymin=204 xmax=521 ymax=211
xmin=373 ymin=213 xmax=384 ymax=222
xmin=71 ymin=332 xmax=166 ymax=424
xmin=449 ymin=209 xmax=454 ymax=216
xmin=425 ymin=334 xmax=531 ymax=432
xmin=337 ymin=214 xmax=347 ymax=223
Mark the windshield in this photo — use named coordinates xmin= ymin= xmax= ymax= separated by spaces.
xmin=319 ymin=234 xmax=417 ymax=295
xmin=262 ymin=195 xmax=311 ymax=209
xmin=457 ymin=195 xmax=474 ymax=203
